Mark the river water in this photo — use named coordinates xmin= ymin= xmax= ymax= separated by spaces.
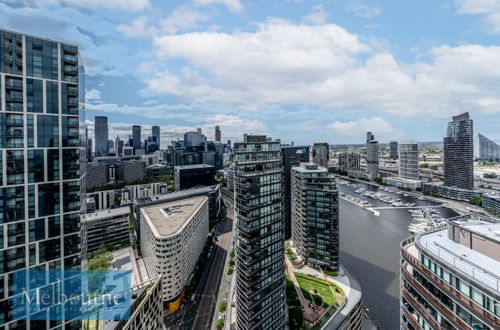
xmin=337 ymin=181 xmax=458 ymax=329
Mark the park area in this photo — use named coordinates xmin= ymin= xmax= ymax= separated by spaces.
xmin=295 ymin=273 xmax=344 ymax=308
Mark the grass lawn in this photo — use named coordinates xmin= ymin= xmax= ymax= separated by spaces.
xmin=295 ymin=276 xmax=335 ymax=307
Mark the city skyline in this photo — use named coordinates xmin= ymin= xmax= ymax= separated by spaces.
xmin=1 ymin=1 xmax=500 ymax=144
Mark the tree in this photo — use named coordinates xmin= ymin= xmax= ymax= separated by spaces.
xmin=87 ymin=250 xmax=112 ymax=270
xmin=469 ymin=197 xmax=483 ymax=207
xmin=215 ymin=319 xmax=224 ymax=330
xmin=227 ymin=266 xmax=234 ymax=276
xmin=219 ymin=300 xmax=227 ymax=313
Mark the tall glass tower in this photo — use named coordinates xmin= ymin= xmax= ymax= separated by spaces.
xmin=0 ymin=29 xmax=84 ymax=328
xmin=443 ymin=112 xmax=473 ymax=190
xmin=233 ymin=134 xmax=286 ymax=329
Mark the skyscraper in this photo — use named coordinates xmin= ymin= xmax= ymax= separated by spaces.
xmin=366 ymin=132 xmax=379 ymax=179
xmin=152 ymin=125 xmax=160 ymax=149
xmin=0 ymin=29 xmax=84 ymax=327
xmin=312 ymin=142 xmax=329 ymax=167
xmin=291 ymin=163 xmax=339 ymax=272
xmin=115 ymin=136 xmax=124 ymax=156
xmin=281 ymin=145 xmax=310 ymax=240
xmin=234 ymin=135 xmax=286 ymax=329
xmin=215 ymin=125 xmax=221 ymax=142
xmin=132 ymin=125 xmax=141 ymax=150
xmin=389 ymin=141 xmax=398 ymax=159
xmin=443 ymin=112 xmax=474 ymax=190
xmin=398 ymin=142 xmax=419 ymax=180
xmin=95 ymin=115 xmax=108 ymax=157
xmin=477 ymin=133 xmax=499 ymax=162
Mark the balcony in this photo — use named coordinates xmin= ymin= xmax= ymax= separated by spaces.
xmin=6 ymin=80 xmax=22 ymax=90
xmin=64 ymin=66 xmax=77 ymax=75
xmin=63 ymin=54 xmax=78 ymax=63
xmin=401 ymin=243 xmax=500 ymax=328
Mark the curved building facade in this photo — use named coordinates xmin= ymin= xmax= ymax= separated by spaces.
xmin=140 ymin=196 xmax=209 ymax=302
xmin=400 ymin=214 xmax=500 ymax=330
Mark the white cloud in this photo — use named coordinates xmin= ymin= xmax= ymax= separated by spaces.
xmin=345 ymin=0 xmax=381 ymax=18
xmin=147 ymin=19 xmax=500 ymax=118
xmin=159 ymin=6 xmax=209 ymax=34
xmin=327 ymin=117 xmax=404 ymax=141
xmin=193 ymin=0 xmax=244 ymax=13
xmin=85 ymin=88 xmax=102 ymax=102
xmin=455 ymin=0 xmax=500 ymax=33
xmin=48 ymin=0 xmax=151 ymax=11
xmin=303 ymin=5 xmax=329 ymax=25
xmin=117 ymin=16 xmax=151 ymax=38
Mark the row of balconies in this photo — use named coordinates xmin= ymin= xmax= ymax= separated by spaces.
xmin=401 ymin=245 xmax=499 ymax=329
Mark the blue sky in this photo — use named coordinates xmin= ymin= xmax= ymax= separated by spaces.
xmin=1 ymin=0 xmax=500 ymax=146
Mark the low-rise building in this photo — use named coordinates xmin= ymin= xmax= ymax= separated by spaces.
xmin=174 ymin=164 xmax=215 ymax=191
xmin=422 ymin=182 xmax=482 ymax=202
xmin=483 ymin=194 xmax=500 ymax=216
xmin=338 ymin=152 xmax=361 ymax=171
xmin=400 ymin=214 xmax=500 ymax=330
xmin=82 ymin=206 xmax=131 ymax=254
xmin=383 ymin=176 xmax=421 ymax=191
xmin=140 ymin=196 xmax=209 ymax=309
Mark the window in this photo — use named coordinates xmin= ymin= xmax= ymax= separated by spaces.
xmin=28 ymin=149 xmax=44 ymax=183
xmin=6 ymin=150 xmax=24 ymax=185
xmin=26 ymin=78 xmax=43 ymax=113
xmin=29 ymin=218 xmax=45 ymax=242
xmin=38 ymin=183 xmax=60 ymax=217
xmin=47 ymin=149 xmax=60 ymax=181
xmin=46 ymin=81 xmax=59 ymax=114
xmin=37 ymin=115 xmax=59 ymax=147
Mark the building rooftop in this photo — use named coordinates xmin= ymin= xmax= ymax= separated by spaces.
xmin=174 ymin=164 xmax=214 ymax=170
xmin=134 ymin=185 xmax=218 ymax=206
xmin=292 ymin=163 xmax=327 ymax=173
xmin=140 ymin=196 xmax=207 ymax=237
xmin=417 ymin=215 xmax=500 ymax=293
xmin=82 ymin=207 xmax=130 ymax=223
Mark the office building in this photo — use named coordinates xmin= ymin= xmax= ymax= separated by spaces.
xmin=140 ymin=196 xmax=209 ymax=309
xmin=476 ymin=133 xmax=500 ymax=162
xmin=443 ymin=112 xmax=474 ymax=190
xmin=0 ymin=29 xmax=84 ymax=328
xmin=281 ymin=146 xmax=310 ymax=240
xmin=338 ymin=152 xmax=361 ymax=171
xmin=390 ymin=141 xmax=398 ymax=159
xmin=82 ymin=206 xmax=130 ymax=254
xmin=133 ymin=185 xmax=220 ymax=235
xmin=108 ymin=139 xmax=114 ymax=152
xmin=400 ymin=214 xmax=500 ymax=330
xmin=366 ymin=132 xmax=379 ymax=179
xmin=233 ymin=134 xmax=286 ymax=329
xmin=152 ymin=125 xmax=160 ymax=149
xmin=115 ymin=136 xmax=124 ymax=156
xmin=312 ymin=142 xmax=329 ymax=167
xmin=398 ymin=142 xmax=419 ymax=180
xmin=95 ymin=115 xmax=109 ymax=157
xmin=291 ymin=163 xmax=339 ymax=271
xmin=174 ymin=164 xmax=215 ymax=191
xmin=123 ymin=146 xmax=134 ymax=156
xmin=215 ymin=125 xmax=221 ymax=142
xmin=132 ymin=125 xmax=141 ymax=151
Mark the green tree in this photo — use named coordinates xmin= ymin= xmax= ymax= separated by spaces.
xmin=215 ymin=319 xmax=224 ymax=330
xmin=469 ymin=197 xmax=483 ymax=207
xmin=219 ymin=300 xmax=227 ymax=313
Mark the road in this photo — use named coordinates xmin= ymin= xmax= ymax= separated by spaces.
xmin=181 ymin=196 xmax=234 ymax=329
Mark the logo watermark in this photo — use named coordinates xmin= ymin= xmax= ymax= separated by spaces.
xmin=12 ymin=270 xmax=132 ymax=321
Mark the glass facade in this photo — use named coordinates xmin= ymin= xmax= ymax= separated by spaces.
xmin=234 ymin=135 xmax=286 ymax=330
xmin=0 ymin=29 xmax=84 ymax=329
xmin=291 ymin=163 xmax=339 ymax=271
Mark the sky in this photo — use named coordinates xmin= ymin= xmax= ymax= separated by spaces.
xmin=1 ymin=0 xmax=500 ymax=146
